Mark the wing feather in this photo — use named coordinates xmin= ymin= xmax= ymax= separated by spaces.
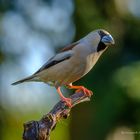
xmin=34 ymin=50 xmax=73 ymax=74
xmin=34 ymin=41 xmax=79 ymax=74
xmin=34 ymin=42 xmax=79 ymax=74
xmin=60 ymin=41 xmax=79 ymax=52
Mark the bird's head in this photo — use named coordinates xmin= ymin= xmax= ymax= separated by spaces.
xmin=97 ymin=29 xmax=115 ymax=52
xmin=85 ymin=29 xmax=115 ymax=53
xmin=96 ymin=29 xmax=115 ymax=52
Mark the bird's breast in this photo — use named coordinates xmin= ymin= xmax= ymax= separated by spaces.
xmin=83 ymin=53 xmax=101 ymax=75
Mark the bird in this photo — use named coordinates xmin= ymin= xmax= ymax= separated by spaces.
xmin=12 ymin=29 xmax=115 ymax=108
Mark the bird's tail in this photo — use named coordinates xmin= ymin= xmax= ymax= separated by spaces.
xmin=11 ymin=75 xmax=36 ymax=85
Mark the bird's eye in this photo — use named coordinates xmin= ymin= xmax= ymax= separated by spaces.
xmin=98 ymin=30 xmax=107 ymax=38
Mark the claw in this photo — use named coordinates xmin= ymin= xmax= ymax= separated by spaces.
xmin=76 ymin=87 xmax=93 ymax=96
xmin=61 ymin=97 xmax=72 ymax=108
xmin=56 ymin=87 xmax=72 ymax=108
xmin=67 ymin=84 xmax=93 ymax=97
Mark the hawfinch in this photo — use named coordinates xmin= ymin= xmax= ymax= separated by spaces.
xmin=12 ymin=29 xmax=115 ymax=107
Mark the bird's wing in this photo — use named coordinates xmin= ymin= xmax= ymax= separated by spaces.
xmin=60 ymin=41 xmax=79 ymax=52
xmin=12 ymin=49 xmax=75 ymax=85
xmin=34 ymin=50 xmax=75 ymax=75
xmin=34 ymin=42 xmax=79 ymax=74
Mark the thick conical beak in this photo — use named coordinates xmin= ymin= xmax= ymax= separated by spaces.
xmin=101 ymin=34 xmax=115 ymax=46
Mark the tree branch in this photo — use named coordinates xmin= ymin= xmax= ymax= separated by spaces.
xmin=23 ymin=90 xmax=93 ymax=140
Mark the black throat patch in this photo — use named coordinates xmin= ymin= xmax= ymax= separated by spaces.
xmin=97 ymin=41 xmax=107 ymax=52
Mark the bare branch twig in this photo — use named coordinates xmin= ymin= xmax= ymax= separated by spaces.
xmin=23 ymin=90 xmax=93 ymax=140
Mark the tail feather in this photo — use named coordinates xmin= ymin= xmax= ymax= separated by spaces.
xmin=11 ymin=76 xmax=35 ymax=85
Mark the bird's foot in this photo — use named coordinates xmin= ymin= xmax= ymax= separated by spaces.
xmin=76 ymin=86 xmax=93 ymax=97
xmin=56 ymin=87 xmax=72 ymax=108
xmin=61 ymin=97 xmax=72 ymax=108
xmin=67 ymin=84 xmax=93 ymax=97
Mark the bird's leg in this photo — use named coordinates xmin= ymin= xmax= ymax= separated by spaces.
xmin=56 ymin=87 xmax=72 ymax=108
xmin=67 ymin=83 xmax=93 ymax=97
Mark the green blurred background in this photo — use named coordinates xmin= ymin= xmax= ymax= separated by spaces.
xmin=0 ymin=0 xmax=140 ymax=140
